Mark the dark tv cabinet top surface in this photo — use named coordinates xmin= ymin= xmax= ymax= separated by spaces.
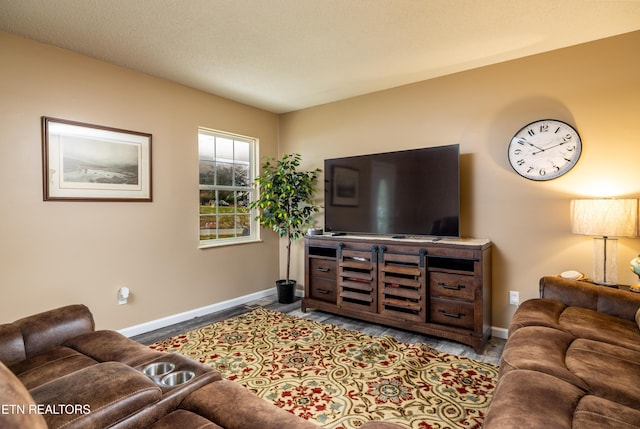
xmin=309 ymin=233 xmax=490 ymax=247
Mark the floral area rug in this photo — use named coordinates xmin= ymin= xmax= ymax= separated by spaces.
xmin=150 ymin=308 xmax=498 ymax=429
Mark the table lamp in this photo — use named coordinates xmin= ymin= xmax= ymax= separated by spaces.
xmin=570 ymin=198 xmax=638 ymax=285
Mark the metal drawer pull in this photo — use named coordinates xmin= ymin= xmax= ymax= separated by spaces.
xmin=438 ymin=282 xmax=465 ymax=291
xmin=316 ymin=289 xmax=330 ymax=294
xmin=316 ymin=267 xmax=332 ymax=272
xmin=438 ymin=309 xmax=464 ymax=318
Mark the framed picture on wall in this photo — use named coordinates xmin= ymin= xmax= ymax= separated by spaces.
xmin=42 ymin=117 xmax=152 ymax=201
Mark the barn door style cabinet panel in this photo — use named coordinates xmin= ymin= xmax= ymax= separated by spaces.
xmin=302 ymin=235 xmax=492 ymax=352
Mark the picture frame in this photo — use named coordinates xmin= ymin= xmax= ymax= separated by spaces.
xmin=332 ymin=166 xmax=359 ymax=206
xmin=42 ymin=117 xmax=152 ymax=201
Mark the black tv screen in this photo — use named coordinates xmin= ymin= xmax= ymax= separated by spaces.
xmin=324 ymin=144 xmax=460 ymax=237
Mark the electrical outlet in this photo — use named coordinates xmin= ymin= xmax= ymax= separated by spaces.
xmin=509 ymin=290 xmax=520 ymax=306
xmin=118 ymin=287 xmax=130 ymax=305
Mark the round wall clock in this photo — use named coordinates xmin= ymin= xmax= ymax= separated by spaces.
xmin=508 ymin=119 xmax=582 ymax=181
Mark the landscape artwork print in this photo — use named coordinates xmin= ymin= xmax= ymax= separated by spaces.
xmin=42 ymin=117 xmax=152 ymax=201
xmin=61 ymin=137 xmax=141 ymax=189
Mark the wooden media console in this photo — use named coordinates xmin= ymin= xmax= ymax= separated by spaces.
xmin=302 ymin=235 xmax=492 ymax=352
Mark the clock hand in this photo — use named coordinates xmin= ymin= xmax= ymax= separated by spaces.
xmin=519 ymin=139 xmax=545 ymax=152
xmin=532 ymin=141 xmax=568 ymax=155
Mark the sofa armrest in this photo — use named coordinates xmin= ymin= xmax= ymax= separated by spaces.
xmin=539 ymin=276 xmax=640 ymax=321
xmin=30 ymin=361 xmax=162 ymax=429
xmin=13 ymin=304 xmax=95 ymax=358
xmin=0 ymin=323 xmax=27 ymax=366
xmin=0 ymin=361 xmax=47 ymax=429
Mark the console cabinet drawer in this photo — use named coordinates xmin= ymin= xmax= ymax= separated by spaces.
xmin=430 ymin=272 xmax=475 ymax=301
xmin=310 ymin=259 xmax=337 ymax=279
xmin=309 ymin=278 xmax=337 ymax=302
xmin=429 ymin=298 xmax=474 ymax=329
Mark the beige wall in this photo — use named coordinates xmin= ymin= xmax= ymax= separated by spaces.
xmin=0 ymin=32 xmax=280 ymax=329
xmin=3 ymin=30 xmax=639 ymax=333
xmin=280 ymin=31 xmax=640 ymax=329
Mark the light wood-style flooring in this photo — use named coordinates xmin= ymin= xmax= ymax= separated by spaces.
xmin=132 ymin=295 xmax=505 ymax=365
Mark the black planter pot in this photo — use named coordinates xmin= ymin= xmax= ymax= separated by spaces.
xmin=276 ymin=279 xmax=297 ymax=304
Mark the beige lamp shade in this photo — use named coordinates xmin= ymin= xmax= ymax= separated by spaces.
xmin=571 ymin=199 xmax=638 ymax=238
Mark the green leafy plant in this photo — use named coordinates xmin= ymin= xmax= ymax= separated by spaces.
xmin=250 ymin=153 xmax=321 ymax=283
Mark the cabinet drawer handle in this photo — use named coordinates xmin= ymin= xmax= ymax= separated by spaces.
xmin=316 ymin=289 xmax=330 ymax=294
xmin=438 ymin=282 xmax=465 ymax=291
xmin=316 ymin=267 xmax=332 ymax=273
xmin=438 ymin=309 xmax=464 ymax=318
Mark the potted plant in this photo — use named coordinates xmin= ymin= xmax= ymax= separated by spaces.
xmin=250 ymin=153 xmax=321 ymax=303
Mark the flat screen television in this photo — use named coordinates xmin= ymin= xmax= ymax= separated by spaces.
xmin=324 ymin=144 xmax=460 ymax=238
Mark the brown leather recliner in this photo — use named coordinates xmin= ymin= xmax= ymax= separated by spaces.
xmin=485 ymin=276 xmax=640 ymax=428
xmin=0 ymin=304 xmax=403 ymax=429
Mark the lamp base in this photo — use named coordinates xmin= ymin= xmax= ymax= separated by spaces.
xmin=592 ymin=237 xmax=617 ymax=286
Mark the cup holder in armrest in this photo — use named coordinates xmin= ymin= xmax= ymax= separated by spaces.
xmin=142 ymin=362 xmax=175 ymax=377
xmin=160 ymin=370 xmax=195 ymax=387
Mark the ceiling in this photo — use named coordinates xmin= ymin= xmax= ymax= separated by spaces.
xmin=2 ymin=0 xmax=639 ymax=114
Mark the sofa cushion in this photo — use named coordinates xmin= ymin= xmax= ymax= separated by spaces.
xmin=30 ymin=361 xmax=162 ymax=429
xmin=573 ymin=395 xmax=640 ymax=428
xmin=9 ymin=346 xmax=98 ymax=389
xmin=149 ymin=409 xmax=224 ymax=429
xmin=566 ymin=339 xmax=640 ymax=409
xmin=0 ymin=361 xmax=47 ymax=429
xmin=484 ymin=369 xmax=585 ymax=429
xmin=559 ymin=307 xmax=640 ymax=352
xmin=508 ymin=298 xmax=567 ymax=334
xmin=65 ymin=330 xmax=166 ymax=366
xmin=498 ymin=326 xmax=588 ymax=389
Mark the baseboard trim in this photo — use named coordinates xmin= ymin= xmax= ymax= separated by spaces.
xmin=119 ymin=287 xmax=510 ymax=343
xmin=491 ymin=326 xmax=509 ymax=340
xmin=118 ymin=287 xmax=277 ymax=338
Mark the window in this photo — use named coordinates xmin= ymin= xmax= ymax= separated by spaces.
xmin=199 ymin=128 xmax=257 ymax=247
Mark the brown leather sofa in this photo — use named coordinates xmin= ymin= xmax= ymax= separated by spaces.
xmin=485 ymin=276 xmax=640 ymax=428
xmin=0 ymin=304 xmax=402 ymax=429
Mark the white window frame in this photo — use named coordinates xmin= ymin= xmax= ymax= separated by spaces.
xmin=198 ymin=127 xmax=259 ymax=248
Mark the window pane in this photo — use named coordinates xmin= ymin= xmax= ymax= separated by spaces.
xmin=218 ymin=215 xmax=235 ymax=238
xmin=199 ymin=215 xmax=216 ymax=240
xmin=199 ymin=160 xmax=215 ymax=185
xmin=216 ymin=137 xmax=234 ymax=162
xmin=237 ymin=215 xmax=251 ymax=236
xmin=235 ymin=141 xmax=250 ymax=163
xmin=200 ymin=190 xmax=216 ymax=214
xmin=198 ymin=134 xmax=215 ymax=161
xmin=216 ymin=162 xmax=234 ymax=186
xmin=234 ymin=164 xmax=249 ymax=187
xmin=217 ymin=190 xmax=234 ymax=207
xmin=237 ymin=191 xmax=250 ymax=212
